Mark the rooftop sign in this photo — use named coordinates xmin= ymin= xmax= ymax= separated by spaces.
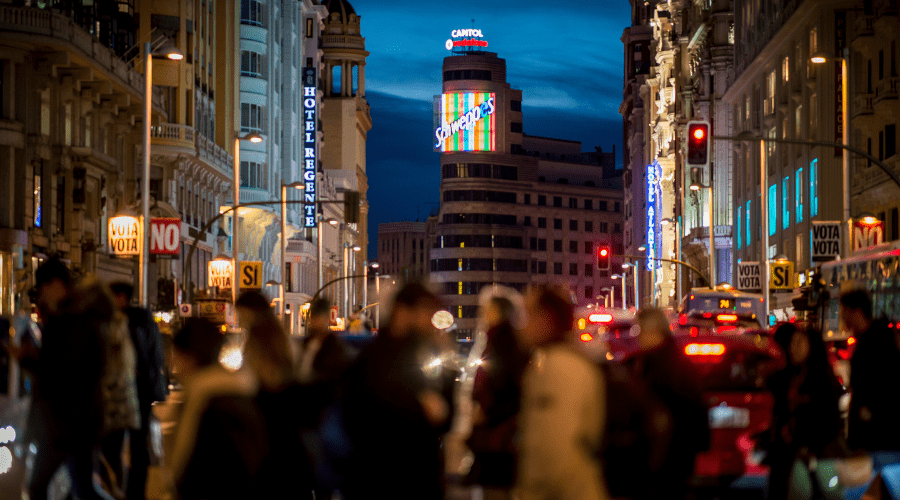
xmin=445 ymin=28 xmax=488 ymax=51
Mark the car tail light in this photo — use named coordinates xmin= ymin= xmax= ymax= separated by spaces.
xmin=717 ymin=314 xmax=738 ymax=322
xmin=684 ymin=343 xmax=726 ymax=356
xmin=847 ymin=337 xmax=856 ymax=345
xmin=580 ymin=332 xmax=593 ymax=342
xmin=588 ymin=313 xmax=612 ymax=323
xmin=679 ymin=315 xmax=688 ymax=325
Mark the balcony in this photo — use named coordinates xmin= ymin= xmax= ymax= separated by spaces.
xmin=196 ymin=134 xmax=233 ymax=178
xmin=150 ymin=123 xmax=195 ymax=156
xmin=854 ymin=93 xmax=875 ymax=117
xmin=763 ymin=96 xmax=775 ymax=117
xmin=875 ymin=76 xmax=899 ymax=103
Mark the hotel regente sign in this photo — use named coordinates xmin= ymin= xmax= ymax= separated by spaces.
xmin=302 ymin=67 xmax=317 ymax=228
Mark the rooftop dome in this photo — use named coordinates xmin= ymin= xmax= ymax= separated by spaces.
xmin=323 ymin=0 xmax=356 ymax=21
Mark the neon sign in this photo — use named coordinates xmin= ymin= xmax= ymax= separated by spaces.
xmin=646 ymin=161 xmax=660 ymax=271
xmin=302 ymin=67 xmax=317 ymax=228
xmin=445 ymin=29 xmax=488 ymax=51
xmin=434 ymin=92 xmax=496 ymax=152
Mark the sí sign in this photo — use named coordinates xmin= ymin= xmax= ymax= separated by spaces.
xmin=302 ymin=67 xmax=318 ymax=228
xmin=108 ymin=215 xmax=141 ymax=257
xmin=737 ymin=262 xmax=761 ymax=292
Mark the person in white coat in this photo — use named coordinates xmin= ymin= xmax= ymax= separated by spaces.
xmin=515 ymin=286 xmax=609 ymax=500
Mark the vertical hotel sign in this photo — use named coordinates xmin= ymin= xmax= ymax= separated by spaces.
xmin=302 ymin=67 xmax=317 ymax=228
xmin=646 ymin=161 xmax=661 ymax=271
xmin=434 ymin=92 xmax=496 ymax=152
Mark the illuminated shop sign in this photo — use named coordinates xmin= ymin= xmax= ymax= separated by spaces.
xmin=434 ymin=92 xmax=496 ymax=152
xmin=445 ymin=29 xmax=489 ymax=51
xmin=302 ymin=67 xmax=317 ymax=228
xmin=108 ymin=215 xmax=141 ymax=256
xmin=646 ymin=161 xmax=661 ymax=271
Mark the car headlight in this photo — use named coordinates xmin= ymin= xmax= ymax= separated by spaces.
xmin=0 ymin=446 xmax=12 ymax=474
xmin=0 ymin=426 xmax=15 ymax=445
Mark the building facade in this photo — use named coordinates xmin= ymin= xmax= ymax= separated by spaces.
xmin=377 ymin=221 xmax=429 ymax=282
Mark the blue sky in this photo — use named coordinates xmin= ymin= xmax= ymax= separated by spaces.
xmin=354 ymin=0 xmax=631 ymax=258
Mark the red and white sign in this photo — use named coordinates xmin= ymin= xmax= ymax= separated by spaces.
xmin=151 ymin=218 xmax=181 ymax=255
xmin=852 ymin=219 xmax=885 ymax=253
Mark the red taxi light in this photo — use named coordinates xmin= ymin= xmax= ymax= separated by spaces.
xmin=588 ymin=313 xmax=613 ymax=324
xmin=684 ymin=343 xmax=726 ymax=356
xmin=717 ymin=314 xmax=738 ymax=322
xmin=580 ymin=332 xmax=593 ymax=342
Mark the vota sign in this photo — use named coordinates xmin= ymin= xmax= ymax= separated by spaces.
xmin=302 ymin=67 xmax=317 ymax=228
xmin=434 ymin=92 xmax=496 ymax=152
xmin=646 ymin=161 xmax=661 ymax=271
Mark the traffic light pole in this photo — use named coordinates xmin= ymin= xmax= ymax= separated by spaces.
xmin=620 ymin=253 xmax=710 ymax=289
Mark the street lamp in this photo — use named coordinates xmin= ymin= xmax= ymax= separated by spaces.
xmin=660 ymin=217 xmax=683 ymax=300
xmin=348 ymin=244 xmax=361 ymax=319
xmin=621 ymin=262 xmax=639 ymax=310
xmin=812 ymin=49 xmax=850 ymax=259
xmin=600 ymin=287 xmax=613 ymax=308
xmin=611 ymin=274 xmax=625 ymax=309
xmin=688 ymin=168 xmax=715 ymax=287
xmin=232 ymin=132 xmax=263 ymax=305
xmin=281 ymin=180 xmax=304 ymax=328
xmin=318 ymin=217 xmax=339 ymax=289
xmin=139 ymin=38 xmax=183 ymax=308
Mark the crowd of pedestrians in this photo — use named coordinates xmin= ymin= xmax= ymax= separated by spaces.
xmin=8 ymin=256 xmax=900 ymax=500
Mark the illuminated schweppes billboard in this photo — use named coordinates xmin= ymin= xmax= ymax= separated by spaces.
xmin=434 ymin=92 xmax=496 ymax=152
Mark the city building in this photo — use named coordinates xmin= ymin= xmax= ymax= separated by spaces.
xmin=377 ymin=221 xmax=429 ymax=281
xmin=430 ymin=46 xmax=623 ymax=337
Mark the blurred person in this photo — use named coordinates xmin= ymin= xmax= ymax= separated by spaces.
xmin=626 ymin=308 xmax=708 ymax=500
xmin=341 ymin=282 xmax=450 ymax=500
xmin=170 ymin=318 xmax=267 ymax=500
xmin=109 ymin=281 xmax=168 ymax=500
xmin=515 ymin=285 xmax=609 ymax=500
xmin=467 ymin=291 xmax=530 ymax=500
xmin=21 ymin=259 xmax=111 ymax=500
xmin=840 ymin=290 xmax=900 ymax=465
xmin=297 ymin=297 xmax=352 ymax=408
xmin=765 ymin=323 xmax=843 ymax=500
xmin=235 ymin=290 xmax=315 ymax=499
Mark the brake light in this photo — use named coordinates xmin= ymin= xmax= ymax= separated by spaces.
xmin=580 ymin=332 xmax=593 ymax=342
xmin=684 ymin=343 xmax=726 ymax=356
xmin=847 ymin=337 xmax=856 ymax=345
xmin=717 ymin=314 xmax=738 ymax=322
xmin=679 ymin=315 xmax=688 ymax=325
xmin=690 ymin=327 xmax=699 ymax=337
xmin=588 ymin=313 xmax=613 ymax=323
xmin=702 ymin=312 xmax=713 ymax=319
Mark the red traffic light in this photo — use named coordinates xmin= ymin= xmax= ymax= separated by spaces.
xmin=693 ymin=127 xmax=705 ymax=140
xmin=686 ymin=121 xmax=710 ymax=166
xmin=599 ymin=248 xmax=609 ymax=257
xmin=596 ymin=245 xmax=611 ymax=271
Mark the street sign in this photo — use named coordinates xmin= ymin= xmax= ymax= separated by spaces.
xmin=769 ymin=261 xmax=795 ymax=290
xmin=195 ymin=299 xmax=230 ymax=324
xmin=208 ymin=260 xmax=233 ymax=289
xmin=737 ymin=262 xmax=762 ymax=292
xmin=179 ymin=304 xmax=192 ymax=317
xmin=150 ymin=218 xmax=181 ymax=256
xmin=240 ymin=261 xmax=262 ymax=289
xmin=811 ymin=221 xmax=841 ymax=261
xmin=852 ymin=219 xmax=885 ymax=253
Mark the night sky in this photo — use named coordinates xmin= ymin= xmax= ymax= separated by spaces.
xmin=356 ymin=0 xmax=631 ymax=259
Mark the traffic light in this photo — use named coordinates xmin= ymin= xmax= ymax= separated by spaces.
xmin=596 ymin=245 xmax=611 ymax=271
xmin=344 ymin=191 xmax=360 ymax=223
xmin=686 ymin=120 xmax=710 ymax=167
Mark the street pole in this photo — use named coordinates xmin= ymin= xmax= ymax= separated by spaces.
xmin=280 ymin=181 xmax=287 ymax=325
xmin=375 ymin=271 xmax=380 ymax=329
xmin=709 ymin=164 xmax=716 ymax=287
xmin=676 ymin=216 xmax=682 ymax=300
xmin=140 ymin=42 xmax=151 ymax=308
xmin=761 ymin=139 xmax=770 ymax=324
xmin=317 ymin=218 xmax=324 ymax=289
xmin=343 ymin=242 xmax=349 ymax=321
xmin=633 ymin=262 xmax=639 ymax=309
xmin=363 ymin=260 xmax=368 ymax=310
xmin=841 ymin=50 xmax=851 ymax=260
xmin=232 ymin=136 xmax=240 ymax=305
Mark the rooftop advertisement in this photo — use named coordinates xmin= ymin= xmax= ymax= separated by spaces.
xmin=434 ymin=92 xmax=496 ymax=152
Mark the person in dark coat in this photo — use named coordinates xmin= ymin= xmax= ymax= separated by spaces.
xmin=765 ymin=323 xmax=843 ymax=500
xmin=626 ymin=308 xmax=709 ymax=500
xmin=297 ymin=297 xmax=353 ymax=411
xmin=23 ymin=259 xmax=110 ymax=500
xmin=170 ymin=318 xmax=268 ymax=500
xmin=109 ymin=281 xmax=168 ymax=500
xmin=467 ymin=293 xmax=529 ymax=499
xmin=341 ymin=282 xmax=450 ymax=500
xmin=840 ymin=290 xmax=900 ymax=464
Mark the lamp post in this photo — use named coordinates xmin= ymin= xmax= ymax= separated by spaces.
xmin=281 ymin=181 xmax=304 ymax=326
xmin=661 ymin=217 xmax=682 ymax=301
xmin=139 ymin=39 xmax=182 ymax=308
xmin=350 ymin=244 xmax=361 ymax=316
xmin=689 ymin=172 xmax=715 ymax=288
xmin=638 ymin=245 xmax=649 ymax=307
xmin=611 ymin=274 xmax=625 ymax=309
xmin=318 ymin=217 xmax=339 ymax=290
xmin=232 ymin=132 xmax=263 ymax=305
xmin=812 ymin=48 xmax=851 ymax=259
xmin=621 ymin=262 xmax=639 ymax=310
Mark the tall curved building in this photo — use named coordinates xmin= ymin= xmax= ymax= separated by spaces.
xmin=431 ymin=50 xmax=624 ymax=337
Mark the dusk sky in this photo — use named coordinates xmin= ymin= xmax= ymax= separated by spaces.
xmin=357 ymin=0 xmax=631 ymax=258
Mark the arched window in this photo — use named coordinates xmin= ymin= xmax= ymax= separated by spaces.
xmin=332 ymin=64 xmax=342 ymax=95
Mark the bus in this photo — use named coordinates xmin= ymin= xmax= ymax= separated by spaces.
xmin=678 ymin=286 xmax=767 ymax=329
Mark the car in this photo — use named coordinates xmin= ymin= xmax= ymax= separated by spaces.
xmin=572 ymin=307 xmax=635 ymax=363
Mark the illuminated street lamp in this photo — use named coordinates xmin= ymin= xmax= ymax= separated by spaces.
xmin=232 ymin=132 xmax=264 ymax=305
xmin=621 ymin=262 xmax=639 ymax=310
xmin=611 ymin=274 xmax=626 ymax=309
xmin=318 ymin=217 xmax=340 ymax=289
xmin=660 ymin=217 xmax=682 ymax=300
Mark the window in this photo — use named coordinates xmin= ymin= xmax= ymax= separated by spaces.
xmin=241 ymin=0 xmax=264 ymax=26
xmin=441 ymin=164 xmax=518 ymax=180
xmin=538 ymin=239 xmax=547 ymax=251
xmin=810 ymin=158 xmax=818 ymax=216
xmin=510 ymin=122 xmax=523 ymax=133
xmin=769 ymin=185 xmax=777 ymax=236
xmin=553 ymin=196 xmax=562 ymax=207
xmin=241 ymin=51 xmax=263 ymax=77
xmin=599 ymin=222 xmax=609 ymax=232
xmin=570 ymin=220 xmax=578 ymax=231
xmin=585 ymin=286 xmax=593 ymax=299
xmin=538 ymin=261 xmax=547 ymax=274
xmin=554 ymin=262 xmax=563 ymax=275
xmin=569 ymin=263 xmax=578 ymax=276
xmin=585 ymin=221 xmax=593 ymax=232
xmin=569 ymin=241 xmax=578 ymax=253
xmin=614 ymin=223 xmax=621 ymax=233
xmin=584 ymin=264 xmax=594 ymax=277
xmin=538 ymin=217 xmax=547 ymax=228
xmin=614 ymin=202 xmax=621 ymax=212
xmin=736 ymin=205 xmax=741 ymax=249
xmin=782 ymin=56 xmax=790 ymax=83
xmin=796 ymin=168 xmax=804 ymax=223
xmin=584 ymin=241 xmax=592 ymax=254
xmin=511 ymin=100 xmax=522 ymax=111
xmin=240 ymin=103 xmax=264 ymax=133
xmin=524 ymin=194 xmax=531 ymax=204
xmin=523 ymin=216 xmax=531 ymax=227
xmin=599 ymin=201 xmax=608 ymax=211
xmin=569 ymin=198 xmax=578 ymax=209
xmin=783 ymin=176 xmax=790 ymax=230
xmin=240 ymin=161 xmax=268 ymax=189
xmin=443 ymin=69 xmax=492 ymax=81
xmin=530 ymin=237 xmax=537 ymax=250
xmin=746 ymin=201 xmax=752 ymax=244
xmin=554 ymin=239 xmax=563 ymax=252
xmin=538 ymin=195 xmax=547 ymax=206
xmin=531 ymin=260 xmax=537 ymax=273
xmin=584 ymin=199 xmax=593 ymax=210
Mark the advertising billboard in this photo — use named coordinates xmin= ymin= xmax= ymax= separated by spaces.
xmin=434 ymin=92 xmax=496 ymax=152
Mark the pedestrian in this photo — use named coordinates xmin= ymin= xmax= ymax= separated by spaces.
xmin=514 ymin=285 xmax=609 ymax=500
xmin=109 ymin=281 xmax=168 ymax=500
xmin=765 ymin=323 xmax=843 ymax=500
xmin=235 ymin=290 xmax=314 ymax=499
xmin=21 ymin=259 xmax=111 ymax=500
xmin=840 ymin=290 xmax=900 ymax=466
xmin=341 ymin=282 xmax=450 ymax=500
xmin=169 ymin=317 xmax=267 ymax=500
xmin=625 ymin=308 xmax=709 ymax=500
xmin=467 ymin=289 xmax=529 ymax=500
